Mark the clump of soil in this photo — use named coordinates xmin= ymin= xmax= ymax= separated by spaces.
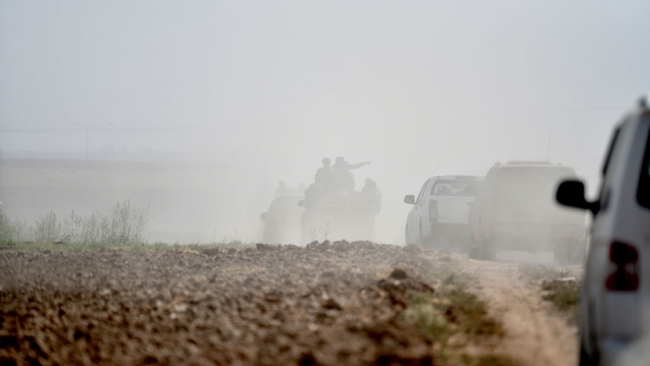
xmin=0 ymin=241 xmax=461 ymax=365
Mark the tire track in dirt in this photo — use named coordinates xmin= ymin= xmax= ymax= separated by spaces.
xmin=465 ymin=260 xmax=578 ymax=366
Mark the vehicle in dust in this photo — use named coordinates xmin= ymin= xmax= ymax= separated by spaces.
xmin=556 ymin=98 xmax=650 ymax=366
xmin=468 ymin=161 xmax=587 ymax=264
xmin=260 ymin=194 xmax=304 ymax=244
xmin=300 ymin=185 xmax=381 ymax=244
xmin=404 ymin=175 xmax=483 ymax=251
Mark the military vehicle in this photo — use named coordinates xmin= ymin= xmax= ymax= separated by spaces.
xmin=299 ymin=178 xmax=381 ymax=244
xmin=260 ymin=194 xmax=304 ymax=244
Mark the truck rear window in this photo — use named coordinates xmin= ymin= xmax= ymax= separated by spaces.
xmin=430 ymin=180 xmax=481 ymax=196
xmin=636 ymin=122 xmax=650 ymax=209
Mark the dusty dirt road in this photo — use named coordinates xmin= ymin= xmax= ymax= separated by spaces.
xmin=463 ymin=260 xmax=579 ymax=366
xmin=0 ymin=242 xmax=579 ymax=365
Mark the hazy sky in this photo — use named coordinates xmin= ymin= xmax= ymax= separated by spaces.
xmin=1 ymin=1 xmax=649 ymax=242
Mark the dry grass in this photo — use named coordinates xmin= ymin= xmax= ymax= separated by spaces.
xmin=0 ymin=240 xmax=252 ymax=252
xmin=404 ymin=278 xmax=509 ymax=365
xmin=541 ymin=279 xmax=579 ymax=312
xmin=518 ymin=263 xmax=579 ymax=321
xmin=0 ymin=210 xmax=25 ymax=245
xmin=403 ymin=293 xmax=452 ymax=345
xmin=441 ymin=287 xmax=505 ymax=339
xmin=0 ymin=201 xmax=148 ymax=246
xmin=518 ymin=264 xmax=570 ymax=283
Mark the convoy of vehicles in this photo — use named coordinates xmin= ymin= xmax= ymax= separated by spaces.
xmin=299 ymin=189 xmax=379 ymax=244
xmin=556 ymin=99 xmax=649 ymax=365
xmin=403 ymin=175 xmax=482 ymax=251
xmin=260 ymin=178 xmax=381 ymax=245
xmin=261 ymin=98 xmax=650 ymax=365
xmin=468 ymin=162 xmax=587 ymax=264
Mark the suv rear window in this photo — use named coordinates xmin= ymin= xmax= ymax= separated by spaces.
xmin=431 ymin=180 xmax=481 ymax=196
xmin=494 ymin=167 xmax=575 ymax=203
xmin=636 ymin=122 xmax=650 ymax=209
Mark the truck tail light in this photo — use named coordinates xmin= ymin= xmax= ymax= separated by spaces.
xmin=429 ymin=200 xmax=438 ymax=223
xmin=605 ymin=241 xmax=639 ymax=292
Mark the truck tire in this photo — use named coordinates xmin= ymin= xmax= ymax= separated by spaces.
xmin=418 ymin=223 xmax=436 ymax=248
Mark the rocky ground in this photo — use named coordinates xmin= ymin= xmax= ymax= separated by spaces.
xmin=0 ymin=242 xmax=579 ymax=365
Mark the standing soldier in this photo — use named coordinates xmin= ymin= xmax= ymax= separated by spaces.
xmin=332 ymin=157 xmax=371 ymax=194
xmin=360 ymin=178 xmax=382 ymax=214
xmin=315 ymin=158 xmax=334 ymax=192
xmin=303 ymin=183 xmax=326 ymax=209
xmin=354 ymin=177 xmax=381 ymax=240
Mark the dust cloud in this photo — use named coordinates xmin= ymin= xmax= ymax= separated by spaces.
xmin=1 ymin=1 xmax=648 ymax=244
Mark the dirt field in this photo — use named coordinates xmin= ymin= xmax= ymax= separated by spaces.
xmin=0 ymin=242 xmax=579 ymax=365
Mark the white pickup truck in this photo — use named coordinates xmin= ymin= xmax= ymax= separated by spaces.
xmin=404 ymin=175 xmax=483 ymax=251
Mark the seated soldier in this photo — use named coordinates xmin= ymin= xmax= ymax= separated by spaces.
xmin=303 ymin=183 xmax=326 ymax=209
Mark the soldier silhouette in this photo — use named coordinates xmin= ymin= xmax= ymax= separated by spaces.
xmin=315 ymin=158 xmax=334 ymax=192
xmin=332 ymin=157 xmax=371 ymax=193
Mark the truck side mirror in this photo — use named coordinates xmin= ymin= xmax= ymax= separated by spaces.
xmin=404 ymin=195 xmax=415 ymax=205
xmin=556 ymin=180 xmax=599 ymax=215
xmin=260 ymin=212 xmax=268 ymax=221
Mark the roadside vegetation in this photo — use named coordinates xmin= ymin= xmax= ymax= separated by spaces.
xmin=0 ymin=201 xmax=258 ymax=252
xmin=0 ymin=201 xmax=149 ymax=247
xmin=403 ymin=264 xmax=517 ymax=365
xmin=0 ymin=209 xmax=24 ymax=245
xmin=518 ymin=263 xmax=571 ymax=283
xmin=540 ymin=278 xmax=579 ymax=312
xmin=519 ymin=264 xmax=579 ymax=317
xmin=0 ymin=240 xmax=252 ymax=252
xmin=404 ymin=288 xmax=505 ymax=341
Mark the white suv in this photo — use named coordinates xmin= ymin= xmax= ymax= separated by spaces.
xmin=404 ymin=175 xmax=483 ymax=251
xmin=556 ymin=98 xmax=650 ymax=365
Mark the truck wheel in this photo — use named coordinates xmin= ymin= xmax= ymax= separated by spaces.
xmin=418 ymin=224 xmax=436 ymax=248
